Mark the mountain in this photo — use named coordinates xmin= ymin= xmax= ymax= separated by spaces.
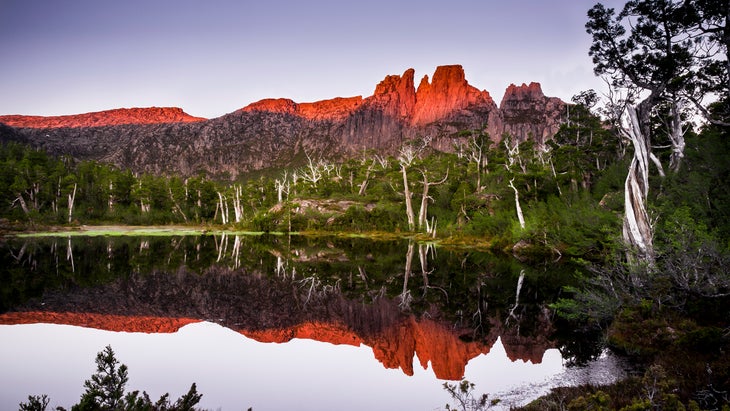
xmin=0 ymin=65 xmax=566 ymax=178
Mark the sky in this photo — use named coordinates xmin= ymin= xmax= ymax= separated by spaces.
xmin=0 ymin=0 xmax=626 ymax=119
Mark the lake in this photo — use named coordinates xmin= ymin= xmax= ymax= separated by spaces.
xmin=0 ymin=232 xmax=626 ymax=410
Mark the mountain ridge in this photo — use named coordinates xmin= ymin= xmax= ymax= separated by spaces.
xmin=0 ymin=65 xmax=567 ymax=178
xmin=0 ymin=107 xmax=205 ymax=129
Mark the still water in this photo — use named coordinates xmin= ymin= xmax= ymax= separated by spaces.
xmin=0 ymin=233 xmax=625 ymax=410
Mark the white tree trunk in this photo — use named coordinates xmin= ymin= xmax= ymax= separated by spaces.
xmin=506 ymin=269 xmax=525 ymax=324
xmin=66 ymin=236 xmax=75 ymax=273
xmin=217 ymin=192 xmax=228 ymax=225
xmin=622 ymin=106 xmax=654 ymax=262
xmin=232 ymin=185 xmax=243 ymax=223
xmin=108 ymin=180 xmax=114 ymax=211
xmin=275 ymin=171 xmax=289 ymax=203
xmin=668 ymin=101 xmax=686 ymax=173
xmin=508 ymin=178 xmax=525 ymax=230
xmin=169 ymin=186 xmax=188 ymax=223
xmin=417 ymin=169 xmax=448 ymax=232
xmin=358 ymin=162 xmax=374 ymax=196
xmin=67 ymin=183 xmax=77 ymax=224
xmin=15 ymin=193 xmax=30 ymax=215
xmin=399 ymin=241 xmax=415 ymax=309
xmin=401 ymin=164 xmax=415 ymax=231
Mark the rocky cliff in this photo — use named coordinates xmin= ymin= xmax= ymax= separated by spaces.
xmin=500 ymin=82 xmax=566 ymax=146
xmin=0 ymin=65 xmax=566 ymax=178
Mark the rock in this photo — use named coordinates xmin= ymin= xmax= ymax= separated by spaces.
xmin=242 ymin=96 xmax=364 ymax=121
xmin=411 ymin=64 xmax=494 ymax=126
xmin=500 ymin=82 xmax=566 ymax=147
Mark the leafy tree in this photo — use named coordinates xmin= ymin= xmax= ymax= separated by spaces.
xmin=74 ymin=345 xmax=128 ymax=410
xmin=18 ymin=395 xmax=49 ymax=411
xmin=443 ymin=380 xmax=499 ymax=411
xmin=18 ymin=345 xmax=204 ymax=411
xmin=586 ymin=0 xmax=729 ymax=262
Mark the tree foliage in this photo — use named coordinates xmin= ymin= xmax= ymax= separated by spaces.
xmin=19 ymin=345 xmax=203 ymax=411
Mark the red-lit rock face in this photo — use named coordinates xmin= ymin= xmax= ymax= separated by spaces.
xmin=411 ymin=65 xmax=494 ymax=126
xmin=0 ymin=107 xmax=206 ymax=128
xmin=0 ymin=310 xmax=553 ymax=381
xmin=242 ymin=96 xmax=364 ymax=121
xmin=241 ymin=65 xmax=493 ymax=128
xmin=0 ymin=311 xmax=201 ymax=333
xmin=501 ymin=82 xmax=546 ymax=103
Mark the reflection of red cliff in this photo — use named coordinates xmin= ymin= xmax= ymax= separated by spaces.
xmin=0 ymin=311 xmax=201 ymax=333
xmin=245 ymin=321 xmax=361 ymax=346
xmin=0 ymin=310 xmax=554 ymax=380
xmin=368 ymin=316 xmax=499 ymax=380
xmin=241 ymin=317 xmax=502 ymax=381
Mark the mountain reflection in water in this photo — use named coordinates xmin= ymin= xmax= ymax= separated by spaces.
xmin=0 ymin=233 xmax=617 ymax=409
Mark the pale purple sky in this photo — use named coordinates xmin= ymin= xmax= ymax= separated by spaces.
xmin=0 ymin=0 xmax=625 ymax=119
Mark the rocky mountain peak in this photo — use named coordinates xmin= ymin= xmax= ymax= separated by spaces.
xmin=368 ymin=68 xmax=417 ymax=119
xmin=500 ymin=82 xmax=566 ymax=145
xmin=412 ymin=64 xmax=494 ymax=126
xmin=242 ymin=96 xmax=364 ymax=121
xmin=500 ymin=82 xmax=546 ymax=107
xmin=241 ymin=98 xmax=299 ymax=115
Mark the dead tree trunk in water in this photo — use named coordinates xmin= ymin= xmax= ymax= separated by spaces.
xmin=398 ymin=241 xmax=415 ymax=310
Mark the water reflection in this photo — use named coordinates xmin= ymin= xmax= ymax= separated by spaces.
xmin=0 ymin=233 xmax=612 ymax=407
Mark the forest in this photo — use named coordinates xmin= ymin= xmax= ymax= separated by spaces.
xmin=0 ymin=104 xmax=624 ymax=260
xmin=4 ymin=0 xmax=730 ymax=409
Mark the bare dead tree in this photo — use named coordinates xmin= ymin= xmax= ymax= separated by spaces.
xmin=300 ymin=151 xmax=325 ymax=188
xmin=274 ymin=170 xmax=290 ymax=203
xmin=232 ymin=185 xmax=244 ymax=223
xmin=398 ymin=146 xmax=418 ymax=231
xmin=168 ymin=186 xmax=188 ymax=223
xmin=417 ymin=167 xmax=449 ymax=234
xmin=67 ymin=183 xmax=77 ymax=224
xmin=216 ymin=192 xmax=229 ymax=225
xmin=358 ymin=159 xmax=376 ymax=196
xmin=508 ymin=178 xmax=526 ymax=230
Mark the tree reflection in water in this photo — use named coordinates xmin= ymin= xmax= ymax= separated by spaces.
xmin=0 ymin=233 xmax=606 ymax=380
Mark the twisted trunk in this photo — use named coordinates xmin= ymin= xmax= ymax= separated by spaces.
xmin=622 ymin=106 xmax=654 ymax=262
